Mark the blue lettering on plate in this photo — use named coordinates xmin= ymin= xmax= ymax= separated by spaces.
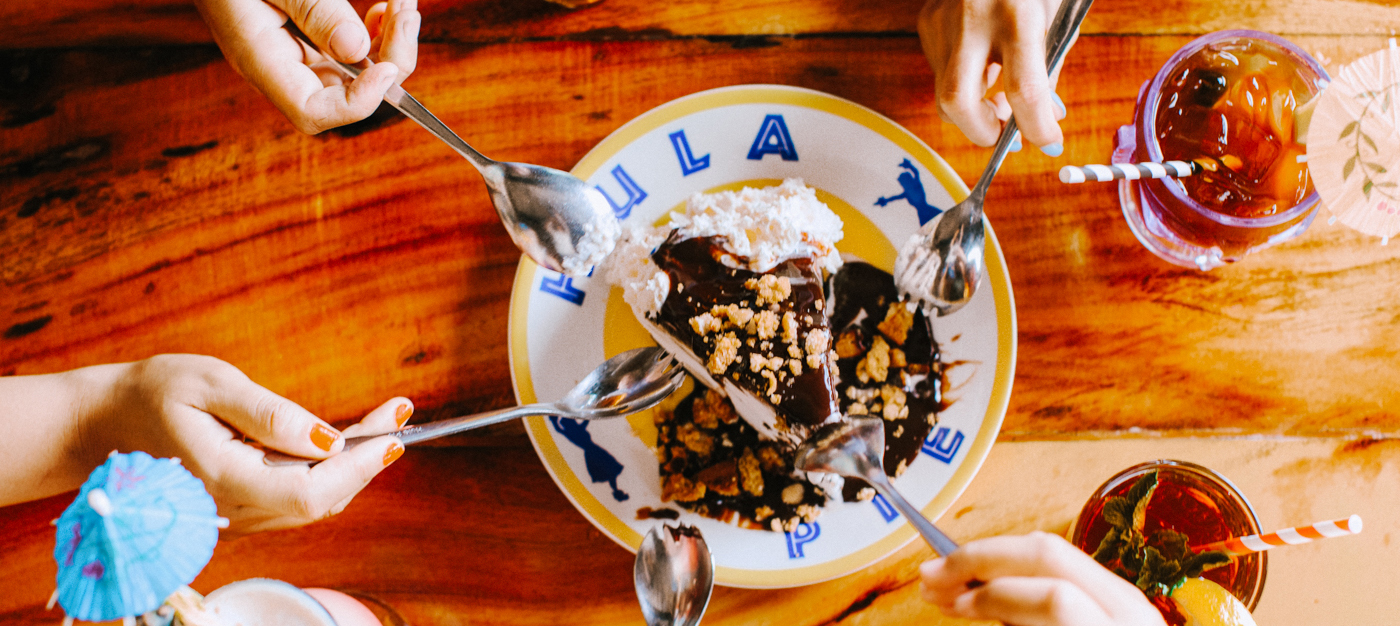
xmin=921 ymin=426 xmax=964 ymax=464
xmin=875 ymin=158 xmax=944 ymax=225
xmin=746 ymin=114 xmax=799 ymax=161
xmin=872 ymin=493 xmax=899 ymax=522
xmin=785 ymin=522 xmax=821 ymax=559
xmin=594 ymin=164 xmax=647 ymax=219
xmin=550 ymin=416 xmax=628 ymax=501
xmin=539 ymin=272 xmax=585 ymax=306
xmin=669 ymin=130 xmax=711 ymax=176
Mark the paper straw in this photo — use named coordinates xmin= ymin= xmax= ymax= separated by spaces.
xmin=1193 ymin=515 xmax=1363 ymax=556
xmin=1059 ymin=160 xmax=1200 ymax=183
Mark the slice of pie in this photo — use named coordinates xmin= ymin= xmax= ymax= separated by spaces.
xmin=606 ymin=179 xmax=844 ymax=446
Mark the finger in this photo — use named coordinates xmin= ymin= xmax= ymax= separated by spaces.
xmin=365 ymin=2 xmax=389 ymax=40
xmin=373 ymin=0 xmax=420 ymax=83
xmin=201 ymin=375 xmax=343 ymax=459
xmin=938 ymin=39 xmax=1001 ymax=146
xmin=293 ymin=61 xmax=399 ymax=134
xmin=269 ymin=0 xmax=372 ymax=63
xmin=341 ymin=397 xmax=414 ymax=438
xmin=939 ymin=532 xmax=1135 ymax=599
xmin=998 ymin=5 xmax=1063 ymax=152
xmin=949 ymin=576 xmax=1115 ymax=626
xmin=215 ymin=435 xmax=403 ymax=529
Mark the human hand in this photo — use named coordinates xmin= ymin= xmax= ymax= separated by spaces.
xmin=918 ymin=0 xmax=1072 ymax=154
xmin=84 ymin=354 xmax=412 ymax=536
xmin=194 ymin=0 xmax=421 ymax=134
xmin=920 ymin=531 xmax=1167 ymax=626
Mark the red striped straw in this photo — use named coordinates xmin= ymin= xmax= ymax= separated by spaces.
xmin=1193 ymin=515 xmax=1363 ymax=556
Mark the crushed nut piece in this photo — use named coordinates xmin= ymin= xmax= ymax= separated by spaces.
xmin=856 ymin=336 xmax=891 ymax=383
xmin=755 ymin=310 xmax=779 ymax=340
xmin=835 ymin=329 xmax=864 ymax=359
xmin=696 ymin=460 xmax=740 ymax=496
xmin=890 ymin=347 xmax=907 ymax=368
xmin=695 ymin=389 xmax=738 ymax=425
xmin=788 ymin=359 xmax=803 ymax=376
xmin=781 ymin=483 xmax=805 ymax=505
xmin=878 ymin=302 xmax=915 ymax=345
xmin=847 ymin=402 xmax=868 ymax=416
xmin=755 ymin=505 xmax=775 ymax=521
xmin=738 ymin=448 xmax=764 ymax=496
xmin=707 ymin=332 xmax=741 ymax=375
xmin=663 ymin=474 xmax=706 ymax=502
xmin=677 ymin=423 xmax=714 ymax=456
xmin=757 ymin=446 xmax=785 ymax=471
xmin=805 ymin=328 xmax=831 ymax=356
xmin=746 ymin=274 xmax=793 ymax=306
xmin=781 ymin=311 xmax=798 ymax=344
xmin=690 ymin=312 xmax=721 ymax=335
xmin=787 ymin=344 xmax=803 ymax=359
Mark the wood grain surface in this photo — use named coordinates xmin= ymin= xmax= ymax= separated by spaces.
xmin=3 ymin=0 xmax=1399 ymax=624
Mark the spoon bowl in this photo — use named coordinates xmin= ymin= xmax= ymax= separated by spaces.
xmin=634 ymin=523 xmax=714 ymax=626
xmin=894 ymin=0 xmax=1095 ymax=316
xmin=263 ymin=347 xmax=683 ymax=466
xmin=794 ymin=418 xmax=960 ymax=557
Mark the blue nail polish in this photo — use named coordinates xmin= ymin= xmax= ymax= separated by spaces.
xmin=1040 ymin=142 xmax=1063 ymax=157
xmin=1009 ymin=137 xmax=1022 ymax=153
xmin=1051 ymin=92 xmax=1067 ymax=119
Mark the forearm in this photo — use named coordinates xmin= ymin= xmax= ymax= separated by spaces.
xmin=0 ymin=362 xmax=128 ymax=506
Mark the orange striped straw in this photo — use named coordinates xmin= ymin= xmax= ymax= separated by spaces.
xmin=1193 ymin=515 xmax=1363 ymax=556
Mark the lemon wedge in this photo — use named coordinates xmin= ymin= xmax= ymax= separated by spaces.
xmin=1170 ymin=578 xmax=1257 ymax=626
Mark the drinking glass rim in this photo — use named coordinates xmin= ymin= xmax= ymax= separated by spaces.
xmin=1140 ymin=29 xmax=1330 ymax=228
xmin=1070 ymin=458 xmax=1268 ymax=611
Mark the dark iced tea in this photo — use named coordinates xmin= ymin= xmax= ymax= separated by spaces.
xmin=1116 ymin=31 xmax=1329 ymax=268
xmin=1069 ymin=460 xmax=1267 ymax=616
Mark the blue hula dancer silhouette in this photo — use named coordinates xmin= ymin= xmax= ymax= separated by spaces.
xmin=875 ymin=158 xmax=943 ymax=225
xmin=551 ymin=416 xmax=629 ymax=501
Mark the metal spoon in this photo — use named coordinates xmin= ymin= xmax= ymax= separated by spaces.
xmin=794 ymin=417 xmax=959 ymax=556
xmin=288 ymin=24 xmax=620 ymax=277
xmin=893 ymin=0 xmax=1095 ymax=316
xmin=264 ymin=347 xmax=684 ymax=466
xmin=635 ymin=523 xmax=714 ymax=626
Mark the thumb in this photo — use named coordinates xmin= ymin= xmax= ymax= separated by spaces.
xmin=272 ymin=0 xmax=371 ymax=63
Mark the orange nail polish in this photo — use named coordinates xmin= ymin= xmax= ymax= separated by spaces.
xmin=395 ymin=403 xmax=413 ymax=427
xmin=384 ymin=442 xmax=404 ymax=466
xmin=310 ymin=424 xmax=339 ymax=452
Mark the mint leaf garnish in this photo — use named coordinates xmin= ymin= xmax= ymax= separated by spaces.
xmin=1087 ymin=471 xmax=1232 ymax=597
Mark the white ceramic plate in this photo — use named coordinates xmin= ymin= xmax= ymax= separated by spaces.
xmin=508 ymin=85 xmax=1016 ymax=588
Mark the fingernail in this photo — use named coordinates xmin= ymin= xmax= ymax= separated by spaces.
xmin=1040 ymin=142 xmax=1064 ymax=157
xmin=384 ymin=442 xmax=404 ymax=466
xmin=1009 ymin=136 xmax=1022 ymax=152
xmin=310 ymin=423 xmax=339 ymax=452
xmin=328 ymin=24 xmax=366 ymax=61
xmin=1051 ymin=92 xmax=1067 ymax=119
xmin=395 ymin=403 xmax=413 ymax=427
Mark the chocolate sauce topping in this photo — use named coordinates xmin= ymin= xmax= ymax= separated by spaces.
xmin=826 ymin=261 xmax=943 ymax=498
xmin=650 ymin=234 xmax=838 ymax=431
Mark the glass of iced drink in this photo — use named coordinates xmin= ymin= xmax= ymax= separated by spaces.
xmin=1114 ymin=30 xmax=1330 ymax=270
xmin=1068 ymin=460 xmax=1267 ymax=623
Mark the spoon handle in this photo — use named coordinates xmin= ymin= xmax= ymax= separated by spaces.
xmin=261 ymin=404 xmax=556 ymax=466
xmin=869 ymin=473 xmax=961 ymax=557
xmin=283 ymin=22 xmax=496 ymax=172
xmin=968 ymin=0 xmax=1095 ymax=201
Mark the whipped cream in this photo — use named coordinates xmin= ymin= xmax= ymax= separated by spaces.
xmin=604 ymin=178 xmax=844 ymax=318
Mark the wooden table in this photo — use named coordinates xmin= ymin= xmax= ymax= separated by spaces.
xmin=4 ymin=1 xmax=1400 ymax=623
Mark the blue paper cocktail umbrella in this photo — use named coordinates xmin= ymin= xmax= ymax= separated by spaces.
xmin=52 ymin=451 xmax=228 ymax=624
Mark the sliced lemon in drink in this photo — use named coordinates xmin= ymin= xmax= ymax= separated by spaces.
xmin=1170 ymin=578 xmax=1257 ymax=626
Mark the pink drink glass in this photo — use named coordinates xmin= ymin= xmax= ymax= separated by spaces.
xmin=1115 ymin=30 xmax=1330 ymax=270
